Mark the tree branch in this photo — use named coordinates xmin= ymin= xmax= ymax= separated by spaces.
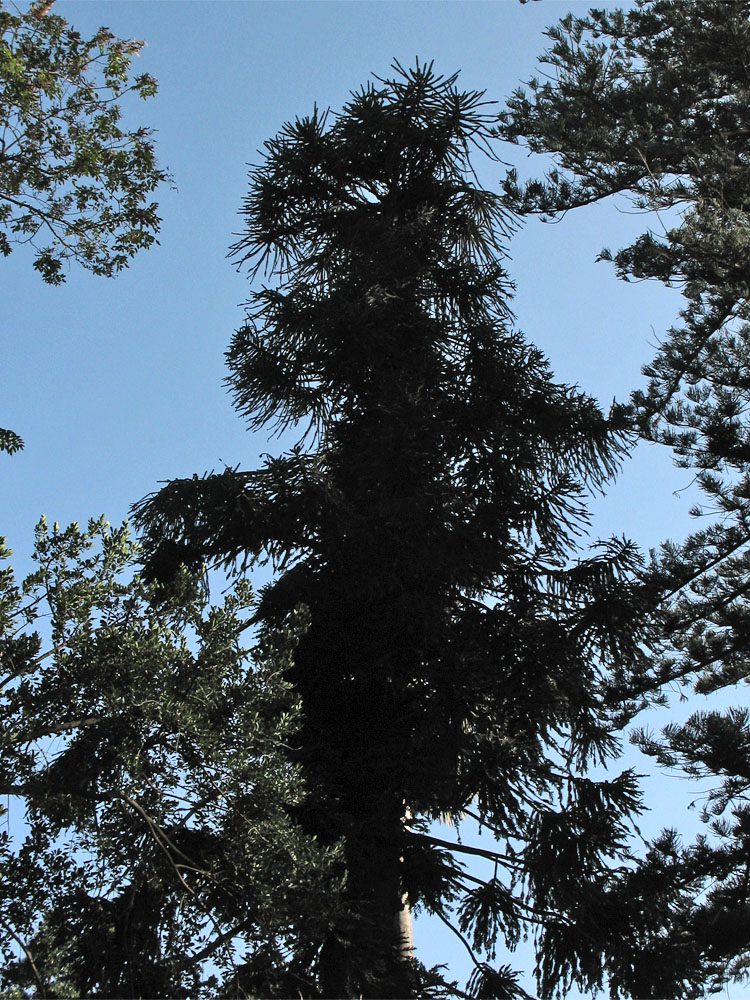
xmin=412 ymin=830 xmax=519 ymax=867
xmin=0 ymin=915 xmax=46 ymax=995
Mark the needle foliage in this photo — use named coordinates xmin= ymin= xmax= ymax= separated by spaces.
xmin=500 ymin=2 xmax=750 ymax=994
xmin=135 ymin=62 xmax=648 ymax=998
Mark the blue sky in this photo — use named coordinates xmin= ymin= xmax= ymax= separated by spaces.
xmin=3 ymin=0 xmax=731 ymax=992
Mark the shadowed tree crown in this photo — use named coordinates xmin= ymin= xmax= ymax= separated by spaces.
xmin=135 ymin=62 xmax=647 ymax=998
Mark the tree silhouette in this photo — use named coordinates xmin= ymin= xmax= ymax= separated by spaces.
xmin=135 ymin=61 xmax=647 ymax=997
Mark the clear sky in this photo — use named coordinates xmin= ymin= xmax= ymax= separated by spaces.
xmin=2 ymin=0 xmax=736 ymax=993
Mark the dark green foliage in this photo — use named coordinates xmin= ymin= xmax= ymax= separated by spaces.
xmin=500 ymin=2 xmax=750 ymax=994
xmin=135 ymin=62 xmax=649 ymax=996
xmin=466 ymin=963 xmax=533 ymax=1000
xmin=0 ymin=519 xmax=342 ymax=998
xmin=0 ymin=427 xmax=23 ymax=454
xmin=0 ymin=0 xmax=169 ymax=284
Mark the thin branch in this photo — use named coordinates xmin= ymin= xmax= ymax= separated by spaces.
xmin=118 ymin=794 xmax=241 ymax=978
xmin=414 ymin=830 xmax=519 ymax=867
xmin=656 ymin=533 xmax=750 ymax=607
xmin=119 ymin=794 xmax=196 ymax=896
xmin=9 ymin=716 xmax=103 ymax=745
xmin=177 ymin=918 xmax=252 ymax=970
xmin=0 ymin=915 xmax=45 ymax=995
xmin=434 ymin=907 xmax=482 ymax=970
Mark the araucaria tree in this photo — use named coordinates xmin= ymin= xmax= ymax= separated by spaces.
xmin=136 ymin=63 xmax=646 ymax=997
xmin=500 ymin=2 xmax=750 ymax=994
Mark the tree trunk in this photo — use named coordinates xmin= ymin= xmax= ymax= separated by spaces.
xmin=318 ymin=801 xmax=415 ymax=999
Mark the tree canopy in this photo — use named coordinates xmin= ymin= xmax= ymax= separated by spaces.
xmin=11 ymin=1 xmax=748 ymax=991
xmin=0 ymin=0 xmax=168 ymax=454
xmin=0 ymin=517 xmax=342 ymax=998
xmin=134 ymin=61 xmax=649 ymax=998
xmin=0 ymin=0 xmax=168 ymax=285
xmin=500 ymin=2 xmax=750 ymax=994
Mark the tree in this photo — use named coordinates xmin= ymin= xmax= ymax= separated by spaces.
xmin=0 ymin=0 xmax=169 ymax=453
xmin=0 ymin=517 xmax=342 ymax=998
xmin=0 ymin=0 xmax=168 ymax=284
xmin=134 ymin=62 xmax=649 ymax=998
xmin=499 ymin=2 xmax=750 ymax=994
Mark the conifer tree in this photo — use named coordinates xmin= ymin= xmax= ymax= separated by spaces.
xmin=135 ymin=62 xmax=648 ymax=997
xmin=500 ymin=2 xmax=750 ymax=994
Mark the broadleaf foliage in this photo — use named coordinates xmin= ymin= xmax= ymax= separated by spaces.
xmin=0 ymin=518 xmax=343 ymax=997
xmin=0 ymin=0 xmax=169 ymax=284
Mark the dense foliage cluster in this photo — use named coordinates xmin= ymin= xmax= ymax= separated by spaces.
xmin=0 ymin=518 xmax=342 ymax=997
